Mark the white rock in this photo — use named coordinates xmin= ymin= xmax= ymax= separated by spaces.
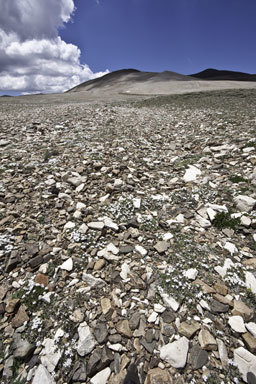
xmin=82 ymin=273 xmax=106 ymax=288
xmin=199 ymin=299 xmax=211 ymax=311
xmin=135 ymin=245 xmax=147 ymax=256
xmin=206 ymin=207 xmax=216 ymax=222
xmin=160 ymin=337 xmax=189 ymax=368
xmin=162 ymin=233 xmax=173 ymax=241
xmin=160 ymin=292 xmax=179 ymax=312
xmin=133 ymin=198 xmax=141 ymax=209
xmin=73 ymin=210 xmax=81 ymax=219
xmin=228 ymin=316 xmax=246 ymax=333
xmin=76 ymin=183 xmax=85 ymax=193
xmin=87 ymin=222 xmax=104 ymax=230
xmin=64 ymin=221 xmax=75 ymax=231
xmin=240 ymin=216 xmax=251 ymax=227
xmin=245 ymin=322 xmax=256 ymax=338
xmin=114 ymin=178 xmax=123 ymax=187
xmin=90 ymin=367 xmax=111 ymax=384
xmin=32 ymin=364 xmax=56 ymax=384
xmin=234 ymin=195 xmax=256 ymax=213
xmin=41 ymin=292 xmax=54 ymax=304
xmin=184 ymin=165 xmax=201 ymax=182
xmin=77 ymin=322 xmax=96 ymax=356
xmin=154 ymin=303 xmax=166 ymax=313
xmin=148 ymin=311 xmax=158 ymax=323
xmin=103 ymin=217 xmax=119 ymax=231
xmin=108 ymin=343 xmax=127 ymax=352
xmin=216 ymin=338 xmax=228 ymax=367
xmin=224 ymin=241 xmax=238 ymax=255
xmin=206 ymin=203 xmax=228 ymax=212
xmin=106 ymin=243 xmax=119 ymax=255
xmin=184 ymin=268 xmax=198 ymax=280
xmin=120 ymin=263 xmax=130 ymax=280
xmin=76 ymin=202 xmax=86 ymax=210
xmin=60 ymin=258 xmax=73 ymax=271
xmin=246 ymin=272 xmax=256 ymax=294
xmin=78 ymin=223 xmax=88 ymax=234
xmin=234 ymin=347 xmax=256 ymax=383
xmin=97 ymin=248 xmax=119 ymax=261
xmin=214 ymin=258 xmax=234 ymax=278
xmin=195 ymin=214 xmax=211 ymax=228
xmin=40 ymin=339 xmax=62 ymax=373
xmin=253 ymin=234 xmax=256 ymax=242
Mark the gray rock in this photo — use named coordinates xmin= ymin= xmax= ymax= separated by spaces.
xmin=190 ymin=344 xmax=208 ymax=370
xmin=77 ymin=322 xmax=97 ymax=356
xmin=234 ymin=195 xmax=256 ymax=213
xmin=32 ymin=364 xmax=56 ymax=384
xmin=129 ymin=312 xmax=141 ymax=330
xmin=82 ymin=272 xmax=106 ymax=288
xmin=13 ymin=334 xmax=35 ymax=360
xmin=140 ymin=338 xmax=156 ymax=354
xmin=210 ymin=299 xmax=229 ymax=314
xmin=160 ymin=337 xmax=189 ymax=368
xmin=154 ymin=241 xmax=169 ymax=254
xmin=72 ymin=363 xmax=87 ymax=382
xmin=94 ymin=322 xmax=108 ymax=344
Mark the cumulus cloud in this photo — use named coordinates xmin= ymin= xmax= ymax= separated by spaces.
xmin=0 ymin=0 xmax=108 ymax=93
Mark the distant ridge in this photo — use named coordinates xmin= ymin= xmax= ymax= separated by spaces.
xmin=67 ymin=68 xmax=195 ymax=93
xmin=191 ymin=68 xmax=256 ymax=82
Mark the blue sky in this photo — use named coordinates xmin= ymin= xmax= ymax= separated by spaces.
xmin=0 ymin=0 xmax=256 ymax=95
xmin=60 ymin=0 xmax=256 ymax=75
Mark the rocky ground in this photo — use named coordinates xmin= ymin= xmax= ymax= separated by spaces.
xmin=0 ymin=88 xmax=256 ymax=384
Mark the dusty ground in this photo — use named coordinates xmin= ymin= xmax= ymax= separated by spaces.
xmin=0 ymin=87 xmax=256 ymax=384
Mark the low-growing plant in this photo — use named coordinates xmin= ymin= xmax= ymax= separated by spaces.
xmin=212 ymin=211 xmax=240 ymax=230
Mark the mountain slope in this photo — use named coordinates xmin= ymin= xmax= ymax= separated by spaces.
xmin=191 ymin=68 xmax=256 ymax=81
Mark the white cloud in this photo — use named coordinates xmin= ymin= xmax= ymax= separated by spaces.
xmin=0 ymin=0 xmax=108 ymax=93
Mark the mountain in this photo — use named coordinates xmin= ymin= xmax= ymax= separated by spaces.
xmin=67 ymin=69 xmax=195 ymax=93
xmin=191 ymin=68 xmax=256 ymax=81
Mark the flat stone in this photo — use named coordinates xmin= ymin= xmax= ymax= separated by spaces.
xmin=232 ymin=300 xmax=254 ymax=322
xmin=234 ymin=195 xmax=256 ymax=213
xmin=120 ymin=262 xmax=131 ymax=280
xmin=77 ymin=322 xmax=97 ymax=356
xmin=82 ymin=272 xmax=106 ymax=288
xmin=88 ymin=222 xmax=105 ymax=230
xmin=154 ymin=303 xmax=166 ymax=313
xmin=160 ymin=292 xmax=179 ymax=312
xmin=160 ymin=336 xmax=189 ymax=368
xmin=154 ymin=241 xmax=169 ymax=254
xmin=94 ymin=259 xmax=105 ymax=271
xmin=116 ymin=320 xmax=132 ymax=338
xmin=64 ymin=221 xmax=75 ymax=230
xmin=234 ymin=347 xmax=256 ymax=383
xmin=140 ymin=339 xmax=156 ymax=354
xmin=119 ymin=245 xmax=134 ymax=254
xmin=216 ymin=338 xmax=228 ymax=368
xmin=101 ymin=297 xmax=112 ymax=315
xmin=29 ymin=255 xmax=44 ymax=269
xmin=40 ymin=338 xmax=62 ymax=373
xmin=243 ymin=258 xmax=256 ymax=268
xmin=13 ymin=335 xmax=35 ymax=360
xmin=32 ymin=364 xmax=56 ymax=384
xmin=161 ymin=310 xmax=176 ymax=324
xmin=90 ymin=367 xmax=111 ymax=384
xmin=184 ymin=165 xmax=201 ymax=182
xmin=0 ymin=283 xmax=9 ymax=300
xmin=213 ymin=282 xmax=228 ymax=296
xmin=198 ymin=328 xmax=217 ymax=351
xmin=246 ymin=322 xmax=256 ymax=338
xmin=190 ymin=344 xmax=208 ymax=370
xmin=60 ymin=257 xmax=73 ymax=271
xmin=246 ymin=272 xmax=256 ymax=294
xmin=94 ymin=322 xmax=108 ymax=344
xmin=242 ymin=333 xmax=256 ymax=354
xmin=144 ymin=368 xmax=173 ymax=384
xmin=228 ymin=316 xmax=246 ymax=333
xmin=11 ymin=305 xmax=29 ymax=328
xmin=178 ymin=321 xmax=201 ymax=339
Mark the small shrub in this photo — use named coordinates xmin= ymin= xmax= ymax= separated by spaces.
xmin=212 ymin=211 xmax=240 ymax=230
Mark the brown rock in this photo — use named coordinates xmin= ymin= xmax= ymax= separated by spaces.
xmin=198 ymin=328 xmax=217 ymax=351
xmin=0 ymin=283 xmax=9 ymax=300
xmin=94 ymin=259 xmax=105 ymax=271
xmin=34 ymin=273 xmax=48 ymax=287
xmin=242 ymin=333 xmax=256 ymax=354
xmin=214 ymin=282 xmax=228 ymax=296
xmin=145 ymin=368 xmax=173 ymax=384
xmin=178 ymin=321 xmax=201 ymax=339
xmin=243 ymin=258 xmax=256 ymax=268
xmin=11 ymin=305 xmax=29 ymax=328
xmin=5 ymin=298 xmax=20 ymax=313
xmin=232 ymin=300 xmax=254 ymax=322
xmin=154 ymin=241 xmax=169 ymax=254
xmin=101 ymin=298 xmax=112 ymax=315
xmin=192 ymin=279 xmax=215 ymax=294
xmin=116 ymin=320 xmax=133 ymax=338
xmin=213 ymin=293 xmax=233 ymax=307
